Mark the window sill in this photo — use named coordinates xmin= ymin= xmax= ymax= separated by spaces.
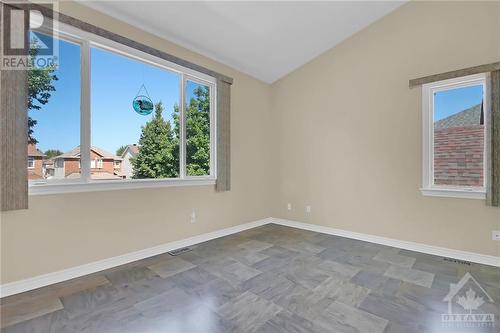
xmin=420 ymin=187 xmax=486 ymax=200
xmin=29 ymin=178 xmax=216 ymax=196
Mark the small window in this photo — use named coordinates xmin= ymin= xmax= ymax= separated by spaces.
xmin=27 ymin=157 xmax=35 ymax=169
xmin=421 ymin=74 xmax=487 ymax=199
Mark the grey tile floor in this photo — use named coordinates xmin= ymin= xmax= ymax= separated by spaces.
xmin=1 ymin=224 xmax=499 ymax=332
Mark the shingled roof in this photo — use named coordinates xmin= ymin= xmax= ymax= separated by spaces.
xmin=122 ymin=144 xmax=139 ymax=157
xmin=27 ymin=144 xmax=44 ymax=157
xmin=434 ymin=104 xmax=483 ymax=129
xmin=55 ymin=146 xmax=122 ymax=160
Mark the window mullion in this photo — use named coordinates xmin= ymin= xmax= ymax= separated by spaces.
xmin=430 ymin=90 xmax=435 ymax=188
xmin=180 ymin=73 xmax=186 ymax=179
xmin=482 ymin=80 xmax=488 ymax=189
xmin=80 ymin=40 xmax=91 ymax=182
xmin=210 ymin=83 xmax=216 ymax=179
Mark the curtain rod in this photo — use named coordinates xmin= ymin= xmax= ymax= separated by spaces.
xmin=28 ymin=3 xmax=234 ymax=85
xmin=409 ymin=62 xmax=500 ymax=88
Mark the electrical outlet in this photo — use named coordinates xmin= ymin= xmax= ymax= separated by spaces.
xmin=305 ymin=205 xmax=311 ymax=213
xmin=287 ymin=203 xmax=292 ymax=211
xmin=493 ymin=231 xmax=500 ymax=241
xmin=190 ymin=211 xmax=196 ymax=223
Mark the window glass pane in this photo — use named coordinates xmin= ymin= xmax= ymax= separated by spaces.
xmin=185 ymin=80 xmax=211 ymax=176
xmin=90 ymin=47 xmax=180 ymax=180
xmin=28 ymin=35 xmax=80 ymax=181
xmin=433 ymin=85 xmax=484 ymax=187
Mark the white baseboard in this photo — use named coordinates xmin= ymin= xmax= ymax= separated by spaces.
xmin=0 ymin=218 xmax=272 ymax=298
xmin=2 ymin=216 xmax=498 ymax=298
xmin=271 ymin=218 xmax=500 ymax=268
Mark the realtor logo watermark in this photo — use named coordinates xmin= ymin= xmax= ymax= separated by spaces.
xmin=442 ymin=272 xmax=495 ymax=329
xmin=1 ymin=1 xmax=59 ymax=70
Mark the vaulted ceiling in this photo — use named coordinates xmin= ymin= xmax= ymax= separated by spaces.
xmin=82 ymin=1 xmax=406 ymax=83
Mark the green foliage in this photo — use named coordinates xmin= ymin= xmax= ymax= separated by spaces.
xmin=130 ymin=85 xmax=210 ymax=179
xmin=185 ymin=85 xmax=210 ymax=176
xmin=44 ymin=149 xmax=63 ymax=159
xmin=28 ymin=38 xmax=58 ymax=144
xmin=131 ymin=102 xmax=179 ymax=179
xmin=116 ymin=145 xmax=127 ymax=157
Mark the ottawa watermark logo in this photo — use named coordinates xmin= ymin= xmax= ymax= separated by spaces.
xmin=1 ymin=1 xmax=59 ymax=70
xmin=442 ymin=272 xmax=495 ymax=329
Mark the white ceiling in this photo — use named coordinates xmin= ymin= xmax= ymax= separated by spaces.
xmin=81 ymin=1 xmax=406 ymax=83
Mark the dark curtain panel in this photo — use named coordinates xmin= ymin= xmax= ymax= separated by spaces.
xmin=215 ymin=79 xmax=231 ymax=192
xmin=0 ymin=3 xmax=29 ymax=211
xmin=487 ymin=70 xmax=500 ymax=206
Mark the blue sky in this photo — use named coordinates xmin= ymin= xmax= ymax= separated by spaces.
xmin=434 ymin=85 xmax=483 ymax=122
xmin=32 ymin=37 xmax=184 ymax=154
xmin=91 ymin=47 xmax=180 ymax=154
xmin=31 ymin=37 xmax=81 ymax=153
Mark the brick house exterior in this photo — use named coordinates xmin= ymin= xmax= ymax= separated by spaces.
xmin=433 ymin=104 xmax=484 ymax=187
xmin=53 ymin=146 xmax=123 ymax=179
xmin=27 ymin=144 xmax=44 ymax=180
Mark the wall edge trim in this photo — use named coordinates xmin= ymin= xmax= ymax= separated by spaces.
xmin=2 ymin=217 xmax=498 ymax=298
xmin=271 ymin=218 xmax=500 ymax=268
xmin=0 ymin=217 xmax=272 ymax=298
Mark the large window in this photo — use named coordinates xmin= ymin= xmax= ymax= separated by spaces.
xmin=28 ymin=23 xmax=215 ymax=194
xmin=421 ymin=74 xmax=487 ymax=199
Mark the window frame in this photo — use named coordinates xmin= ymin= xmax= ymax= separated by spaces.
xmin=421 ymin=73 xmax=487 ymax=199
xmin=27 ymin=157 xmax=35 ymax=169
xmin=29 ymin=21 xmax=216 ymax=195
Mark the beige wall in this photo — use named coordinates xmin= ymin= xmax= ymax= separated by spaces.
xmin=1 ymin=1 xmax=499 ymax=286
xmin=271 ymin=1 xmax=500 ymax=257
xmin=0 ymin=2 xmax=273 ymax=284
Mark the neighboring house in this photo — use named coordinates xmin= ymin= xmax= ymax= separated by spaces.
xmin=433 ymin=104 xmax=484 ymax=187
xmin=120 ymin=144 xmax=139 ymax=179
xmin=27 ymin=143 xmax=44 ymax=180
xmin=53 ymin=146 xmax=123 ymax=180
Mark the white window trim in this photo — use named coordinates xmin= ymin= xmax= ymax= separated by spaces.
xmin=183 ymin=75 xmax=217 ymax=179
xmin=29 ymin=21 xmax=217 ymax=195
xmin=421 ymin=73 xmax=487 ymax=200
xmin=29 ymin=178 xmax=216 ymax=195
xmin=27 ymin=157 xmax=35 ymax=169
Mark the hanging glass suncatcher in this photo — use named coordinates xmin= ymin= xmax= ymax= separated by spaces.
xmin=133 ymin=84 xmax=154 ymax=115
